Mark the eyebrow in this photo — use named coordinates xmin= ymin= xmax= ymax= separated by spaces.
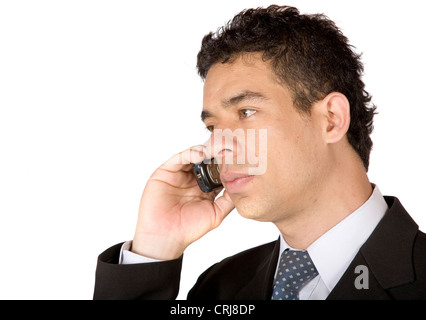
xmin=201 ymin=90 xmax=268 ymax=123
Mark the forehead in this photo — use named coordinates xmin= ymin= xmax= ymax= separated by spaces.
xmin=203 ymin=54 xmax=282 ymax=104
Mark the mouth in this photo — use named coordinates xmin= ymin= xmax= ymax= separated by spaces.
xmin=220 ymin=171 xmax=255 ymax=194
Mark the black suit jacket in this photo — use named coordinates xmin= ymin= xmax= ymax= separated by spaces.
xmin=93 ymin=196 xmax=426 ymax=299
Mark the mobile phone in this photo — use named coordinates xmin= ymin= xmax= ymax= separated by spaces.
xmin=193 ymin=158 xmax=223 ymax=193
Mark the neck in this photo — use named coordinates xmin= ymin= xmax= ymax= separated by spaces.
xmin=274 ymin=157 xmax=373 ymax=250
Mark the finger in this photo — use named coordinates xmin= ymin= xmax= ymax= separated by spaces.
xmin=161 ymin=145 xmax=207 ymax=172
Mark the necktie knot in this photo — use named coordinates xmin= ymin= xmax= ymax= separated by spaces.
xmin=272 ymin=250 xmax=318 ymax=300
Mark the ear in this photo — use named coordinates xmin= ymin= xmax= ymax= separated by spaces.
xmin=322 ymin=92 xmax=350 ymax=144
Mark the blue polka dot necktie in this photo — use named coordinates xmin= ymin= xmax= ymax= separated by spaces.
xmin=271 ymin=249 xmax=318 ymax=300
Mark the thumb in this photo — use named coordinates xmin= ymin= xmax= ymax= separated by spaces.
xmin=212 ymin=190 xmax=235 ymax=227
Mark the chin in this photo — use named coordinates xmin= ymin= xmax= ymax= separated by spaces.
xmin=231 ymin=189 xmax=283 ymax=223
xmin=232 ymin=196 xmax=270 ymax=222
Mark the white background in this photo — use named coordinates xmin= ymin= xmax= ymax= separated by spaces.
xmin=0 ymin=0 xmax=425 ymax=299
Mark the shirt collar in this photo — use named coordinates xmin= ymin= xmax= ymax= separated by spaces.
xmin=279 ymin=185 xmax=389 ymax=292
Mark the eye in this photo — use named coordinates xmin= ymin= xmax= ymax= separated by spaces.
xmin=205 ymin=125 xmax=214 ymax=132
xmin=239 ymin=109 xmax=256 ymax=119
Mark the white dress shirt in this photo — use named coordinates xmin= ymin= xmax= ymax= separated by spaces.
xmin=120 ymin=185 xmax=389 ymax=300
xmin=276 ymin=185 xmax=388 ymax=299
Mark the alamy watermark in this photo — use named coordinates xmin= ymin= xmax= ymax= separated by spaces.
xmin=182 ymin=128 xmax=268 ymax=176
xmin=354 ymin=265 xmax=369 ymax=290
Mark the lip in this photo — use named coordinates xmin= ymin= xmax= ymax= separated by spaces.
xmin=220 ymin=171 xmax=254 ymax=194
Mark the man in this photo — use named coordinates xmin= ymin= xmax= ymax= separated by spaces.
xmin=94 ymin=5 xmax=426 ymax=299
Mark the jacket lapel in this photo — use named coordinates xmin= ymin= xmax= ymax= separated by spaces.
xmin=234 ymin=238 xmax=280 ymax=299
xmin=327 ymin=196 xmax=418 ymax=299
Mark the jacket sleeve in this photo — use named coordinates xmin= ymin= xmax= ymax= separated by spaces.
xmin=93 ymin=243 xmax=183 ymax=300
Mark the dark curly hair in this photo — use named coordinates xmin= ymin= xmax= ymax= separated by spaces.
xmin=197 ymin=5 xmax=376 ymax=171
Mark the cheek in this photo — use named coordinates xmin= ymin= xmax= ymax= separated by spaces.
xmin=265 ymin=128 xmax=298 ymax=170
xmin=264 ymin=124 xmax=320 ymax=183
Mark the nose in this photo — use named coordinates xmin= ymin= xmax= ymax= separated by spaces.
xmin=205 ymin=128 xmax=246 ymax=165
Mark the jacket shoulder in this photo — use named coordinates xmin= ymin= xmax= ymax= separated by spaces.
xmin=389 ymin=230 xmax=426 ymax=299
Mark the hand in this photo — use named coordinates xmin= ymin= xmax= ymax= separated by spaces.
xmin=132 ymin=146 xmax=235 ymax=260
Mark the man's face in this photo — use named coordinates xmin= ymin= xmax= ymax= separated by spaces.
xmin=202 ymin=54 xmax=328 ymax=223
